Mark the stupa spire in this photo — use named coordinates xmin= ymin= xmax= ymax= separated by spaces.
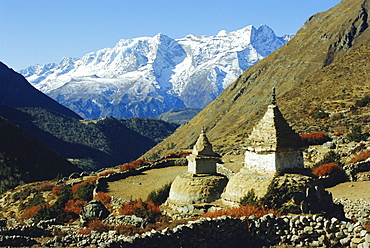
xmin=271 ymin=87 xmax=276 ymax=105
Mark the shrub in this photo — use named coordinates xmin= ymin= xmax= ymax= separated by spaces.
xmin=309 ymin=109 xmax=329 ymax=119
xmin=146 ymin=182 xmax=171 ymax=205
xmin=33 ymin=205 xmax=56 ymax=223
xmin=94 ymin=192 xmax=111 ymax=205
xmin=64 ymin=199 xmax=88 ymax=214
xmin=163 ymin=152 xmax=191 ymax=159
xmin=347 ymin=125 xmax=369 ymax=142
xmin=201 ymin=205 xmax=279 ymax=219
xmin=119 ymin=163 xmax=136 ymax=172
xmin=20 ymin=192 xmax=46 ymax=210
xmin=118 ymin=200 xmax=161 ymax=222
xmin=98 ymin=170 xmax=116 ymax=177
xmin=240 ymin=189 xmax=258 ymax=206
xmin=52 ymin=185 xmax=73 ymax=210
xmin=259 ymin=179 xmax=297 ymax=211
xmin=78 ymin=228 xmax=92 ymax=235
xmin=355 ymin=95 xmax=370 ymax=107
xmin=87 ymin=218 xmax=110 ymax=232
xmin=300 ymin=132 xmax=331 ymax=145
xmin=72 ymin=179 xmax=96 ymax=201
xmin=332 ymin=132 xmax=344 ymax=136
xmin=349 ymin=150 xmax=370 ymax=163
xmin=312 ymin=163 xmax=341 ymax=177
xmin=75 ymin=182 xmax=94 ymax=202
xmin=52 ymin=185 xmax=63 ymax=195
xmin=119 ymin=159 xmax=153 ymax=172
xmin=331 ymin=113 xmax=344 ymax=121
xmin=21 ymin=204 xmax=46 ymax=219
xmin=313 ymin=151 xmax=342 ymax=169
xmin=35 ymin=182 xmax=54 ymax=192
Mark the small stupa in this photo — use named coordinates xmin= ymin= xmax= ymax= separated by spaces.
xmin=166 ymin=130 xmax=228 ymax=207
xmin=222 ymin=88 xmax=308 ymax=205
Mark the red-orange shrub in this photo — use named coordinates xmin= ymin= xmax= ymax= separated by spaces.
xmin=201 ymin=205 xmax=279 ymax=219
xmin=145 ymin=200 xmax=160 ymax=213
xmin=119 ymin=163 xmax=136 ymax=172
xmin=87 ymin=219 xmax=110 ymax=232
xmin=98 ymin=170 xmax=116 ymax=177
xmin=312 ymin=162 xmax=341 ymax=177
xmin=163 ymin=152 xmax=191 ymax=158
xmin=118 ymin=200 xmax=142 ymax=215
xmin=332 ymin=132 xmax=344 ymax=136
xmin=119 ymin=160 xmax=146 ymax=172
xmin=78 ymin=228 xmax=92 ymax=235
xmin=71 ymin=177 xmax=97 ymax=195
xmin=118 ymin=200 xmax=161 ymax=220
xmin=52 ymin=185 xmax=63 ymax=195
xmin=94 ymin=192 xmax=111 ymax=205
xmin=300 ymin=132 xmax=331 ymax=145
xmin=63 ymin=199 xmax=87 ymax=214
xmin=21 ymin=204 xmax=47 ymax=219
xmin=349 ymin=150 xmax=370 ymax=163
xmin=36 ymin=182 xmax=54 ymax=192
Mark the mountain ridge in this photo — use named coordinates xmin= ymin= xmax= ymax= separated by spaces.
xmin=21 ymin=25 xmax=291 ymax=120
xmin=141 ymin=0 xmax=370 ymax=160
xmin=0 ymin=62 xmax=81 ymax=119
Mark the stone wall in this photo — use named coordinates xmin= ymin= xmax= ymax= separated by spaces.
xmin=1 ymin=199 xmax=370 ymax=247
xmin=31 ymin=212 xmax=369 ymax=247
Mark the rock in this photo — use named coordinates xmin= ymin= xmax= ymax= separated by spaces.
xmin=79 ymin=200 xmax=110 ymax=225
xmin=104 ymin=214 xmax=149 ymax=228
xmin=322 ymin=141 xmax=336 ymax=149
xmin=69 ymin=172 xmax=80 ymax=179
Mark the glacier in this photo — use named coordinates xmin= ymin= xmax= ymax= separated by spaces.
xmin=21 ymin=25 xmax=292 ymax=120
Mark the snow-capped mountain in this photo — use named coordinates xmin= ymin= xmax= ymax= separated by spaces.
xmin=21 ymin=25 xmax=292 ymax=119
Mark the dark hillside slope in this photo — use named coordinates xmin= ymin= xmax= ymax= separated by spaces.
xmin=0 ymin=117 xmax=80 ymax=193
xmin=0 ymin=107 xmax=178 ymax=170
xmin=0 ymin=62 xmax=81 ymax=119
xmin=142 ymin=0 xmax=370 ymax=159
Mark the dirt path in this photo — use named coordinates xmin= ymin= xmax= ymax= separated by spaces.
xmin=326 ymin=181 xmax=370 ymax=201
xmin=107 ymin=166 xmax=187 ymax=200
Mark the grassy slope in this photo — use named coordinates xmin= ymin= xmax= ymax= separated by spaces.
xmin=142 ymin=0 xmax=370 ymax=159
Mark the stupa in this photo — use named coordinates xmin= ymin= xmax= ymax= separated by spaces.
xmin=222 ymin=88 xmax=308 ymax=205
xmin=166 ymin=130 xmax=228 ymax=207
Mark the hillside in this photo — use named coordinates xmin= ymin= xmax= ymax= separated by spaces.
xmin=142 ymin=0 xmax=370 ymax=159
xmin=0 ymin=62 xmax=81 ymax=119
xmin=0 ymin=107 xmax=179 ymax=170
xmin=156 ymin=108 xmax=201 ymax=125
xmin=0 ymin=117 xmax=80 ymax=193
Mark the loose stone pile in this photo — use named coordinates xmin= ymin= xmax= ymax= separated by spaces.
xmin=334 ymin=198 xmax=370 ymax=223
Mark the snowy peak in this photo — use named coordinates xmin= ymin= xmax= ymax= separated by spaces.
xmin=251 ymin=25 xmax=286 ymax=57
xmin=21 ymin=25 xmax=291 ymax=119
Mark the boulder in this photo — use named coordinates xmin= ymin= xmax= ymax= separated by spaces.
xmin=79 ymin=200 xmax=110 ymax=225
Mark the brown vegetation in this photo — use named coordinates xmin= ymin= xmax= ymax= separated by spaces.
xmin=300 ymin=132 xmax=331 ymax=145
xmin=349 ymin=150 xmax=370 ymax=163
xmin=312 ymin=163 xmax=341 ymax=177
xmin=201 ymin=205 xmax=280 ymax=219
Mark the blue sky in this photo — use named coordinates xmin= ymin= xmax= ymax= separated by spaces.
xmin=1 ymin=0 xmax=340 ymax=71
